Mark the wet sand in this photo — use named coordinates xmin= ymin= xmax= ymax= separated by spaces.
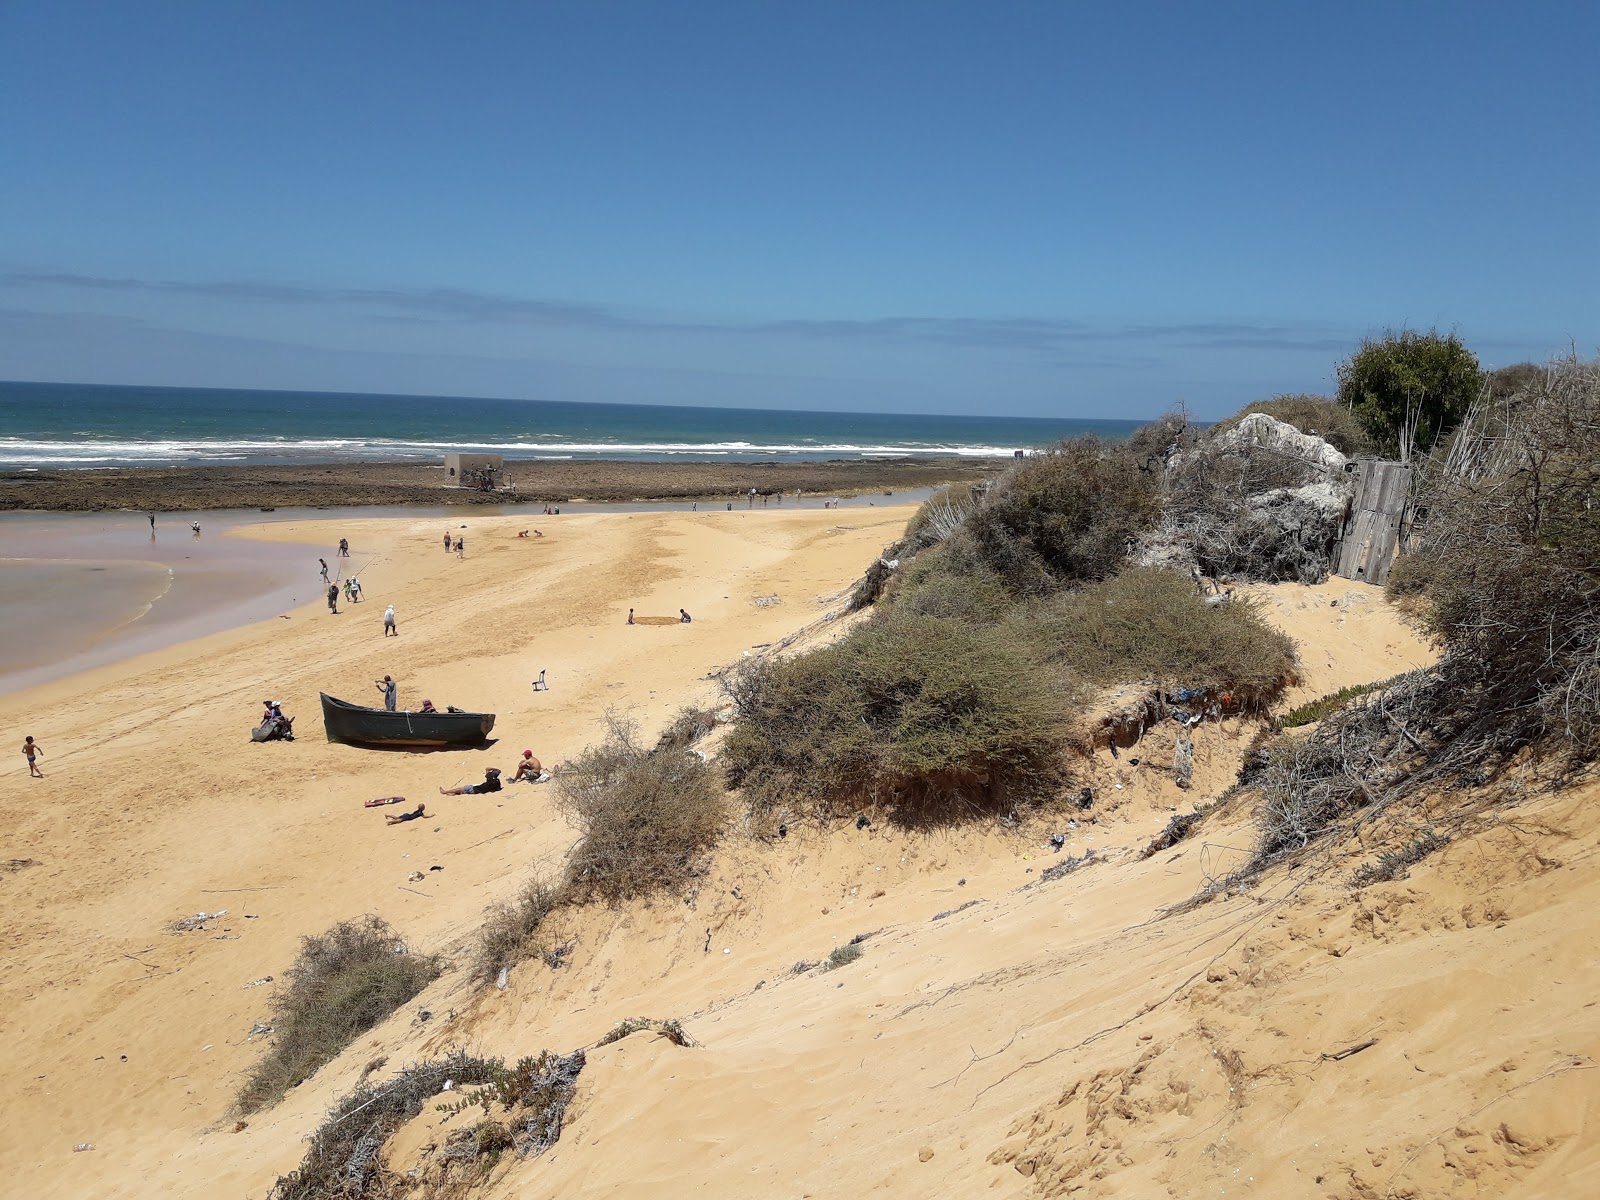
xmin=0 ymin=456 xmax=1007 ymax=512
xmin=0 ymin=512 xmax=320 ymax=693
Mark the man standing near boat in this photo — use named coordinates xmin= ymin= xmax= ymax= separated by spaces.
xmin=375 ymin=674 xmax=398 ymax=711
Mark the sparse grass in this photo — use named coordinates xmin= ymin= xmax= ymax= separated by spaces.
xmin=826 ymin=943 xmax=863 ymax=970
xmin=473 ymin=875 xmax=566 ymax=987
xmin=1278 ymin=675 xmax=1410 ymax=728
xmin=1351 ymin=829 xmax=1448 ymax=887
xmin=555 ymin=715 xmax=727 ymax=903
xmin=594 ymin=1017 xmax=696 ymax=1048
xmin=240 ymin=916 xmax=440 ymax=1115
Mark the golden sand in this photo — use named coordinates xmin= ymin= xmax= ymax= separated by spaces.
xmin=3 ymin=507 xmax=1596 ymax=1200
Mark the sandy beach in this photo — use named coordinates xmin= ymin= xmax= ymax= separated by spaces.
xmin=3 ymin=505 xmax=1597 ymax=1200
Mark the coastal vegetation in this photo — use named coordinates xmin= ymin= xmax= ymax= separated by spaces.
xmin=1204 ymin=393 xmax=1371 ymax=455
xmin=1203 ymin=352 xmax=1599 ymax=896
xmin=1335 ymin=327 xmax=1483 ymax=456
xmin=269 ymin=1047 xmax=587 ymax=1200
xmin=238 ymin=916 xmax=440 ymax=1114
xmin=723 ymin=422 xmax=1300 ymax=825
xmin=554 ymin=716 xmax=727 ymax=902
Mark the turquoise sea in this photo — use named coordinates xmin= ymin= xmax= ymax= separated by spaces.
xmin=0 ymin=381 xmax=1142 ymax=469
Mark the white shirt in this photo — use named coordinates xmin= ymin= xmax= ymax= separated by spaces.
xmin=384 ymin=605 xmax=395 ymax=623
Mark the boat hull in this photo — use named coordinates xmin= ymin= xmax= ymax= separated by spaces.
xmin=319 ymin=693 xmax=495 ymax=747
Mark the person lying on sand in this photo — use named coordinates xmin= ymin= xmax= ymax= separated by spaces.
xmin=512 ymin=750 xmax=543 ymax=782
xmin=386 ymin=803 xmax=428 ymax=825
xmin=440 ymin=767 xmax=502 ymax=796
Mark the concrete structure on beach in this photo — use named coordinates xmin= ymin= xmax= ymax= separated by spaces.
xmin=444 ymin=452 xmax=504 ymax=489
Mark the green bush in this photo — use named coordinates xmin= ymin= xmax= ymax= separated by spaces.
xmin=1336 ymin=328 xmax=1482 ymax=456
xmin=555 ymin=716 xmax=727 ymax=902
xmin=1207 ymin=394 xmax=1371 ymax=456
xmin=1022 ymin=569 xmax=1296 ymax=703
xmin=722 ymin=613 xmax=1073 ymax=823
xmin=239 ymin=916 xmax=440 ymax=1114
xmin=964 ymin=437 xmax=1159 ymax=594
xmin=887 ymin=537 xmax=1016 ymax=622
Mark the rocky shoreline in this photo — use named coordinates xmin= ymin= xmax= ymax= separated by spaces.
xmin=0 ymin=456 xmax=1008 ymax=512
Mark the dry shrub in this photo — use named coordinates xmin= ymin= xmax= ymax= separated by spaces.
xmin=1396 ymin=353 xmax=1600 ymax=766
xmin=1250 ymin=733 xmax=1371 ymax=865
xmin=1124 ymin=407 xmax=1192 ymax=470
xmin=473 ymin=875 xmax=565 ymax=986
xmin=964 ymin=437 xmax=1160 ymax=594
xmin=240 ymin=916 xmax=440 ymax=1114
xmin=555 ymin=716 xmax=726 ymax=902
xmin=654 ymin=704 xmax=718 ymax=751
xmin=1022 ymin=568 xmax=1296 ymax=703
xmin=1350 ymin=828 xmax=1447 ymax=887
xmin=826 ymin=942 xmax=864 ymax=969
xmin=269 ymin=1049 xmax=584 ymax=1200
xmin=594 ymin=1017 xmax=695 ymax=1048
xmin=1161 ymin=424 xmax=1347 ymax=584
xmin=1207 ymin=394 xmax=1371 ymax=456
xmin=722 ymin=613 xmax=1073 ymax=824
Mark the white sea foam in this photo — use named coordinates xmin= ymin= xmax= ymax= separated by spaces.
xmin=0 ymin=435 xmax=1025 ymax=466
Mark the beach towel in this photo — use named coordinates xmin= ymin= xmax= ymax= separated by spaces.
xmin=364 ymin=796 xmax=407 ymax=808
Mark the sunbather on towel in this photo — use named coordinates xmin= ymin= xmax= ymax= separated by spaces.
xmin=440 ymin=767 xmax=503 ymax=796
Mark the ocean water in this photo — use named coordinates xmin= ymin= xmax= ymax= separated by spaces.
xmin=0 ymin=381 xmax=1141 ymax=469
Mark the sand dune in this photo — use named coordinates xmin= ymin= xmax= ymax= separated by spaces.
xmin=3 ymin=508 xmax=1595 ymax=1200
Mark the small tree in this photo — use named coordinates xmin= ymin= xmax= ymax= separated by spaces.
xmin=1336 ymin=329 xmax=1482 ymax=457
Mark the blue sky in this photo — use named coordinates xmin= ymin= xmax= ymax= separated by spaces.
xmin=1 ymin=1 xmax=1594 ymax=418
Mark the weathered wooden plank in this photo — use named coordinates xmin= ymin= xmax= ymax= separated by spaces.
xmin=1336 ymin=461 xmax=1410 ymax=585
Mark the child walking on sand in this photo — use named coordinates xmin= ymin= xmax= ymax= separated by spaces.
xmin=22 ymin=736 xmax=43 ymax=777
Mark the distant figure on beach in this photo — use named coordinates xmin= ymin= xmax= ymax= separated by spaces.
xmin=455 ymin=536 xmax=465 ymax=559
xmin=326 ymin=583 xmax=339 ymax=613
xmin=338 ymin=537 xmax=349 ymax=557
xmin=22 ymin=736 xmax=44 ymax=777
xmin=512 ymin=750 xmax=544 ymax=782
xmin=680 ymin=608 xmax=692 ymax=623
xmin=319 ymin=558 xmax=330 ymax=583
xmin=627 ymin=608 xmax=635 ymax=625
xmin=440 ymin=767 xmax=503 ymax=796
xmin=443 ymin=531 xmax=452 ymax=552
xmin=727 ymin=502 xmax=733 ymax=510
xmin=375 ymin=674 xmax=397 ymax=711
xmin=517 ymin=529 xmax=529 ymax=538
xmin=345 ymin=576 xmax=363 ymax=603
xmin=148 ymin=513 xmax=156 ymax=533
xmin=383 ymin=603 xmax=396 ymax=635
xmin=386 ymin=803 xmax=428 ymax=825
xmin=191 ymin=521 xmax=201 ymax=536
